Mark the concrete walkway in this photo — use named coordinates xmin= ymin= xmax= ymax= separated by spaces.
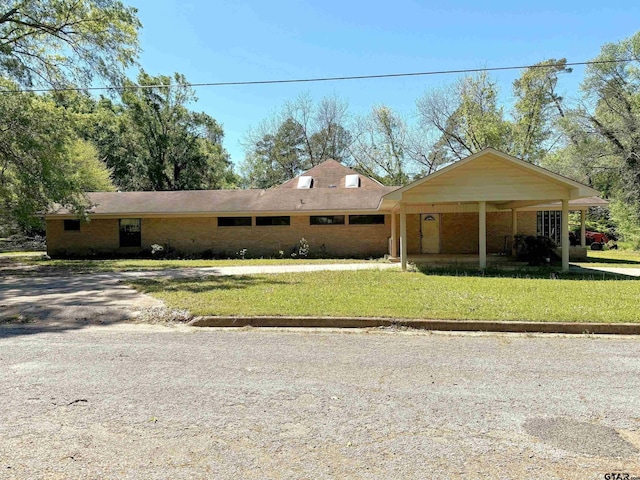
xmin=570 ymin=265 xmax=640 ymax=277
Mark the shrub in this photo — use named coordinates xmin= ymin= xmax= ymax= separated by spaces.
xmin=514 ymin=235 xmax=559 ymax=265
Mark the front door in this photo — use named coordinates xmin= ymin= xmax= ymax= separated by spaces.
xmin=421 ymin=214 xmax=440 ymax=253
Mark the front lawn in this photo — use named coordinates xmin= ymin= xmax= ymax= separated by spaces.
xmin=131 ymin=269 xmax=640 ymax=323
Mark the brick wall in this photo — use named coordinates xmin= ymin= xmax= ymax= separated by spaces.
xmin=440 ymin=211 xmax=538 ymax=254
xmin=47 ymin=218 xmax=120 ymax=256
xmin=47 ymin=215 xmax=391 ymax=258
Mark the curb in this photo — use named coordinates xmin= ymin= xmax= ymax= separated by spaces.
xmin=188 ymin=316 xmax=640 ymax=335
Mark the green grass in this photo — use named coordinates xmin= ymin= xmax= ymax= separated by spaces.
xmin=0 ymin=251 xmax=44 ymax=257
xmin=130 ymin=269 xmax=640 ymax=323
xmin=7 ymin=257 xmax=375 ymax=273
xmin=574 ymin=249 xmax=640 ymax=268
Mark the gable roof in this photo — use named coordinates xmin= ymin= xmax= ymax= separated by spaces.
xmin=277 ymin=159 xmax=388 ymax=190
xmin=383 ymin=148 xmax=601 ymax=203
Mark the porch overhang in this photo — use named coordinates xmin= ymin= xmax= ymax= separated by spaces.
xmin=381 ymin=149 xmax=605 ymax=272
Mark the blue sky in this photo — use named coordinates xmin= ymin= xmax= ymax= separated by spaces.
xmin=127 ymin=0 xmax=640 ymax=166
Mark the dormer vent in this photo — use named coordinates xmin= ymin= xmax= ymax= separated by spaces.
xmin=297 ymin=176 xmax=313 ymax=189
xmin=345 ymin=174 xmax=360 ymax=188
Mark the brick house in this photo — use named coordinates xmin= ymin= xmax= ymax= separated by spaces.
xmin=46 ymin=148 xmax=605 ymax=271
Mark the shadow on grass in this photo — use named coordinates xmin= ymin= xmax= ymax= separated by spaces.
xmin=415 ymin=264 xmax=639 ymax=281
xmin=130 ymin=274 xmax=296 ymax=295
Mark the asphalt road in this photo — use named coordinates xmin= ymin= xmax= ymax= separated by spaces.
xmin=1 ymin=325 xmax=639 ymax=479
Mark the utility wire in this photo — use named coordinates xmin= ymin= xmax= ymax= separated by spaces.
xmin=0 ymin=58 xmax=634 ymax=94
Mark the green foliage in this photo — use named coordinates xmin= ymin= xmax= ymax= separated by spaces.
xmin=514 ymin=235 xmax=559 ymax=266
xmin=0 ymin=79 xmax=96 ymax=231
xmin=241 ymin=93 xmax=351 ymax=188
xmin=119 ymin=71 xmax=237 ymax=191
xmin=68 ymin=139 xmax=115 ymax=192
xmin=0 ymin=0 xmax=140 ymax=88
xmin=609 ymin=200 xmax=640 ymax=249
xmin=512 ymin=59 xmax=572 ymax=163
xmin=350 ymin=105 xmax=413 ymax=185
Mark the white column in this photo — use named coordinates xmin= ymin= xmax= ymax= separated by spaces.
xmin=580 ymin=209 xmax=586 ymax=247
xmin=562 ymin=199 xmax=569 ymax=272
xmin=511 ymin=208 xmax=518 ymax=256
xmin=400 ymin=205 xmax=407 ymax=270
xmin=479 ymin=201 xmax=487 ymax=269
xmin=390 ymin=212 xmax=398 ymax=258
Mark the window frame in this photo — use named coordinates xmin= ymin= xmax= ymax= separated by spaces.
xmin=119 ymin=218 xmax=142 ymax=248
xmin=537 ymin=210 xmax=562 ymax=245
xmin=217 ymin=216 xmax=252 ymax=227
xmin=310 ymin=215 xmax=345 ymax=225
xmin=256 ymin=216 xmax=291 ymax=226
xmin=63 ymin=219 xmax=81 ymax=231
xmin=348 ymin=215 xmax=385 ymax=225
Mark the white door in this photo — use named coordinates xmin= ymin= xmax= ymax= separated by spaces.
xmin=421 ymin=214 xmax=440 ymax=253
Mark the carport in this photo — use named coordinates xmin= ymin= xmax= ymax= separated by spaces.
xmin=380 ymin=148 xmax=603 ymax=272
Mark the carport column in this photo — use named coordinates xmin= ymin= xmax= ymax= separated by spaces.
xmin=562 ymin=199 xmax=570 ymax=272
xmin=390 ymin=212 xmax=398 ymax=258
xmin=479 ymin=201 xmax=487 ymax=269
xmin=580 ymin=209 xmax=586 ymax=247
xmin=400 ymin=205 xmax=407 ymax=270
xmin=511 ymin=208 xmax=518 ymax=256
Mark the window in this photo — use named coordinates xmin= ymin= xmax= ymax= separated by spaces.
xmin=218 ymin=217 xmax=251 ymax=227
xmin=64 ymin=219 xmax=80 ymax=231
xmin=349 ymin=215 xmax=385 ymax=225
xmin=537 ymin=211 xmax=562 ymax=245
xmin=345 ymin=174 xmax=360 ymax=188
xmin=310 ymin=215 xmax=345 ymax=225
xmin=297 ymin=176 xmax=313 ymax=189
xmin=256 ymin=216 xmax=290 ymax=226
xmin=119 ymin=218 xmax=141 ymax=247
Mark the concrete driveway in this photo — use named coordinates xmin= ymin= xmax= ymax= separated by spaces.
xmin=0 ymin=326 xmax=638 ymax=479
xmin=0 ymin=263 xmax=399 ymax=323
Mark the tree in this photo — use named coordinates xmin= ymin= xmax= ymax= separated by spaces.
xmin=0 ymin=0 xmax=140 ymax=231
xmin=417 ymin=72 xmax=511 ymax=162
xmin=120 ymin=71 xmax=237 ymax=191
xmin=0 ymin=0 xmax=140 ymax=88
xmin=241 ymin=93 xmax=352 ymax=187
xmin=0 ymin=79 xmax=114 ymax=231
xmin=571 ymin=32 xmax=640 ymax=233
xmin=512 ymin=59 xmax=572 ymax=163
xmin=242 ymin=117 xmax=307 ymax=188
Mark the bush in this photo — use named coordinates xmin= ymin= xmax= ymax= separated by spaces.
xmin=514 ymin=235 xmax=559 ymax=266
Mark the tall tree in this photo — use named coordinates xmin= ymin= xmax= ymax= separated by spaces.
xmin=120 ymin=71 xmax=236 ymax=191
xmin=0 ymin=0 xmax=140 ymax=230
xmin=241 ymin=93 xmax=352 ymax=187
xmin=0 ymin=0 xmax=140 ymax=88
xmin=417 ymin=72 xmax=511 ymax=162
xmin=0 ymin=79 xmax=114 ymax=231
xmin=574 ymin=32 xmax=640 ymax=229
xmin=512 ymin=59 xmax=572 ymax=163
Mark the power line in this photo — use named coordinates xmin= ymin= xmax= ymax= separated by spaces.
xmin=1 ymin=58 xmax=634 ymax=94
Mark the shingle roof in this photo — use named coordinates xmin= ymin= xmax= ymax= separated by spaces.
xmin=49 ymin=188 xmax=399 ymax=216
xmin=277 ymin=159 xmax=387 ymax=190
xmin=47 ymin=159 xmax=399 ymax=217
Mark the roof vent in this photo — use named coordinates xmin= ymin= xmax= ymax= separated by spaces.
xmin=297 ymin=176 xmax=313 ymax=189
xmin=345 ymin=174 xmax=360 ymax=188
